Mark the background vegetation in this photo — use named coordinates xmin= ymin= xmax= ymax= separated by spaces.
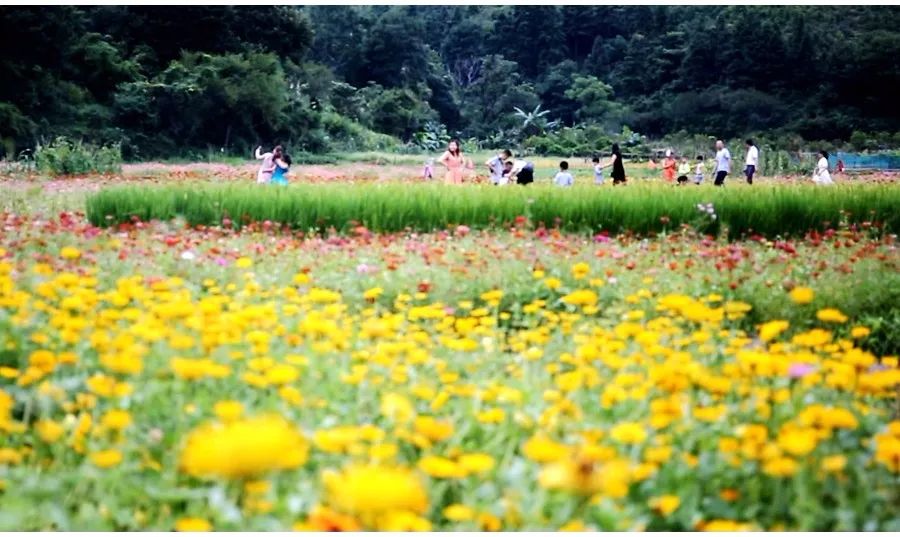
xmin=2 ymin=6 xmax=900 ymax=160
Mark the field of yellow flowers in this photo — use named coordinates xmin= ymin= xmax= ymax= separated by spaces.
xmin=1 ymin=204 xmax=899 ymax=531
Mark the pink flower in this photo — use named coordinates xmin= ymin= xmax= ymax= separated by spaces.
xmin=455 ymin=225 xmax=470 ymax=237
xmin=787 ymin=363 xmax=815 ymax=379
xmin=214 ymin=257 xmax=228 ymax=266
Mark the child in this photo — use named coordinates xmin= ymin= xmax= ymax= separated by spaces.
xmin=693 ymin=155 xmax=705 ymax=185
xmin=553 ymin=161 xmax=574 ymax=187
xmin=423 ymin=158 xmax=434 ymax=181
xmin=486 ymin=150 xmax=508 ymax=185
xmin=592 ymin=156 xmax=604 ymax=185
xmin=676 ymin=156 xmax=690 ymax=185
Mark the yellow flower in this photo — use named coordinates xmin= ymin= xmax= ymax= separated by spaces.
xmin=777 ymin=427 xmax=818 ymax=456
xmin=179 ymin=415 xmax=308 ymax=479
xmin=789 ymin=287 xmax=814 ymax=305
xmin=175 ymin=517 xmax=212 ymax=532
xmin=478 ymin=513 xmax=502 ymax=531
xmin=476 ymin=408 xmax=506 ymax=424
xmin=213 ymin=400 xmax=244 ymax=422
xmin=762 ymin=456 xmax=798 ymax=477
xmin=324 ymin=464 xmax=427 ymax=522
xmin=379 ymin=510 xmax=432 ymax=531
xmin=418 ymin=455 xmax=465 ymax=478
xmin=559 ymin=520 xmax=589 ymax=531
xmin=380 ymin=393 xmax=415 ymax=423
xmin=0 ymin=448 xmax=23 ymax=465
xmin=457 ymin=453 xmax=495 ymax=475
xmin=90 ymin=449 xmax=123 ymax=468
xmin=700 ymin=519 xmax=753 ymax=532
xmin=562 ymin=289 xmax=598 ymax=307
xmin=850 ymin=326 xmax=870 ymax=338
xmin=414 ymin=416 xmax=454 ymax=442
xmin=443 ymin=504 xmax=475 ymax=521
xmin=610 ymin=422 xmax=648 ymax=445
xmin=816 ymin=308 xmax=848 ymax=323
xmin=544 ymin=277 xmax=562 ymax=290
xmin=821 ymin=455 xmax=847 ymax=473
xmin=874 ymin=434 xmax=900 ymax=472
xmin=35 ymin=420 xmax=65 ymax=443
xmin=236 ymin=256 xmax=253 ymax=269
xmin=522 ymin=434 xmax=570 ymax=463
xmin=758 ymin=320 xmax=789 ymax=342
xmin=100 ymin=409 xmax=133 ymax=430
xmin=60 ymin=246 xmax=81 ymax=260
xmin=571 ymin=262 xmax=590 ymax=280
xmin=265 ymin=364 xmax=299 ymax=385
xmin=363 ymin=287 xmax=384 ymax=301
xmin=649 ymin=495 xmax=681 ymax=516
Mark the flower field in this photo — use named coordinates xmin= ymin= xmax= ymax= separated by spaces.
xmin=1 ymin=176 xmax=900 ymax=531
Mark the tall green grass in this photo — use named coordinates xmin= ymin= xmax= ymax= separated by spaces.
xmin=86 ymin=183 xmax=900 ymax=239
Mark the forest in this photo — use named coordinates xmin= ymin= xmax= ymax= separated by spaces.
xmin=1 ymin=5 xmax=899 ymax=159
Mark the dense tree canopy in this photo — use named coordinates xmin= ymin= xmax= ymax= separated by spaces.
xmin=1 ymin=6 xmax=899 ymax=158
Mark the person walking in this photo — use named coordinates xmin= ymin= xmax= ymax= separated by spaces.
xmin=608 ymin=143 xmax=627 ymax=185
xmin=744 ymin=139 xmax=759 ymax=184
xmin=714 ymin=140 xmax=731 ymax=187
xmin=438 ymin=139 xmax=466 ymax=184
xmin=812 ymin=150 xmax=834 ymax=185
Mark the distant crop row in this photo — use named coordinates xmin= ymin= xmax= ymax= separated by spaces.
xmin=86 ymin=183 xmax=900 ymax=239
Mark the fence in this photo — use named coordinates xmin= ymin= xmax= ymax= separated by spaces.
xmin=829 ymin=152 xmax=900 ymax=171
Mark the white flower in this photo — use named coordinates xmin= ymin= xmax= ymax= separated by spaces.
xmin=180 ymin=251 xmax=196 ymax=261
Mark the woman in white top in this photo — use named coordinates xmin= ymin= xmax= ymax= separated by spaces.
xmin=812 ymin=151 xmax=833 ymax=185
xmin=255 ymin=145 xmax=282 ymax=184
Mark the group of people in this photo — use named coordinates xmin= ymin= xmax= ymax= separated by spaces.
xmin=255 ymin=145 xmax=292 ymax=185
xmin=660 ymin=139 xmax=833 ymax=186
xmin=429 ymin=139 xmax=628 ymax=186
xmin=657 ymin=139 xmax=757 ymax=187
xmin=256 ymin=137 xmax=835 ymax=187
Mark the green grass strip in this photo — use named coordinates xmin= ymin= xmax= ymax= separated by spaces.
xmin=86 ymin=183 xmax=900 ymax=239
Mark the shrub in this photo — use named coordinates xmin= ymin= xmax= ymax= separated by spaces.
xmin=34 ymin=137 xmax=122 ymax=176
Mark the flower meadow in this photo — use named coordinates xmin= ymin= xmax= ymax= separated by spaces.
xmin=1 ymin=184 xmax=900 ymax=531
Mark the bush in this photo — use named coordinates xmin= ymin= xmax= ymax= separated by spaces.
xmin=525 ymin=125 xmax=613 ymax=156
xmin=320 ymin=111 xmax=400 ymax=153
xmin=34 ymin=137 xmax=122 ymax=176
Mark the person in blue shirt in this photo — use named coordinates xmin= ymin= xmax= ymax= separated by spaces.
xmin=553 ymin=161 xmax=574 ymax=187
xmin=271 ymin=153 xmax=292 ymax=185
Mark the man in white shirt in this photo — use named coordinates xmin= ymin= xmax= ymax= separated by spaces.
xmin=714 ymin=140 xmax=731 ymax=187
xmin=744 ymin=139 xmax=759 ymax=185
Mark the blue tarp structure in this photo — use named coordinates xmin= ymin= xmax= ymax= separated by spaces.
xmin=830 ymin=152 xmax=900 ymax=170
